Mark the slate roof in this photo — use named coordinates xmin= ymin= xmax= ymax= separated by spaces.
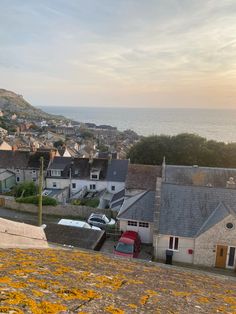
xmin=118 ymin=190 xmax=156 ymax=223
xmin=106 ymin=159 xmax=129 ymax=182
xmin=27 ymin=151 xmax=51 ymax=169
xmin=111 ymin=189 xmax=125 ymax=203
xmin=72 ymin=158 xmax=108 ymax=180
xmin=164 ymin=165 xmax=236 ymax=188
xmin=159 ymin=183 xmax=236 ymax=238
xmin=0 ymin=151 xmax=29 ymax=169
xmin=196 ymin=202 xmax=233 ymax=237
xmin=126 ymin=164 xmax=162 ymax=190
xmin=45 ymin=224 xmax=105 ymax=250
xmin=0 ymin=170 xmax=15 ymax=181
xmin=48 ymin=157 xmax=72 ymax=170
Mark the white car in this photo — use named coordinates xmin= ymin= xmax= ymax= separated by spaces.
xmin=58 ymin=219 xmax=101 ymax=230
xmin=87 ymin=213 xmax=116 ymax=229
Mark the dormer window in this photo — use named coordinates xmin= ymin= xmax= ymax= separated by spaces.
xmin=51 ymin=170 xmax=61 ymax=177
xmin=90 ymin=168 xmax=101 ymax=180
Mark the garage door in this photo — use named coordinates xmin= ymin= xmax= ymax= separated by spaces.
xmin=127 ymin=220 xmax=152 ymax=243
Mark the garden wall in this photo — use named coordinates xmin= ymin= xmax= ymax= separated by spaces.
xmin=2 ymin=197 xmax=116 ymax=219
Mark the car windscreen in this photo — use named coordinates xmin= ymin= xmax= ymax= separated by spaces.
xmin=116 ymin=242 xmax=134 ymax=254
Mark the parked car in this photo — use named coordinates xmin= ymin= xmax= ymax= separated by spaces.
xmin=58 ymin=219 xmax=101 ymax=230
xmin=87 ymin=213 xmax=116 ymax=229
xmin=114 ymin=231 xmax=141 ymax=258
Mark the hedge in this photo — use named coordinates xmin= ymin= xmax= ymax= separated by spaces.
xmin=16 ymin=195 xmax=58 ymax=206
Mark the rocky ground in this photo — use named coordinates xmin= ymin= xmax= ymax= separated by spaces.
xmin=0 ymin=248 xmax=235 ymax=313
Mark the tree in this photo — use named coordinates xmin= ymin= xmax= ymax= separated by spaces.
xmin=127 ymin=133 xmax=236 ymax=167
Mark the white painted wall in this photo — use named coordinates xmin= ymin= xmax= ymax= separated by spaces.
xmin=70 ymin=179 xmax=125 ymax=194
xmin=46 ymin=178 xmax=70 ymax=189
xmin=154 ymin=234 xmax=195 ymax=264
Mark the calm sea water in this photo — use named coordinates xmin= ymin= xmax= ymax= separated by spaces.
xmin=40 ymin=107 xmax=236 ymax=143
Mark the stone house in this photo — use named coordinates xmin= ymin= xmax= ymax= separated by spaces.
xmin=154 ymin=165 xmax=236 ymax=269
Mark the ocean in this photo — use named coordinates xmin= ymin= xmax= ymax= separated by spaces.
xmin=40 ymin=107 xmax=236 ymax=143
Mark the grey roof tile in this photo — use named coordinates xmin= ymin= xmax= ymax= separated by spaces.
xmin=118 ymin=190 xmax=155 ymax=222
xmin=165 ymin=165 xmax=236 ymax=188
xmin=106 ymin=159 xmax=129 ymax=182
xmin=159 ymin=183 xmax=236 ymax=238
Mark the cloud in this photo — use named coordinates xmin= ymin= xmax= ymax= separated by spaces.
xmin=0 ymin=0 xmax=235 ymax=107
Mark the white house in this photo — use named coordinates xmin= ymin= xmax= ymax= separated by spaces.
xmin=117 ymin=190 xmax=156 ymax=243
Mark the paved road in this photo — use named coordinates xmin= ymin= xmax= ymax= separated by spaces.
xmin=0 ymin=207 xmax=59 ymax=225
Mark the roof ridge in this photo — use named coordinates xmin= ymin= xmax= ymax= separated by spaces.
xmin=195 ymin=202 xmax=229 ymax=237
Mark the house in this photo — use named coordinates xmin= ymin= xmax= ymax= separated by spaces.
xmin=0 ymin=140 xmax=12 ymax=150
xmin=116 ymin=164 xmax=162 ymax=243
xmin=46 ymin=157 xmax=129 ymax=197
xmin=0 ymin=218 xmax=48 ymax=248
xmin=154 ymin=165 xmax=236 ymax=269
xmin=0 ymin=170 xmax=15 ymax=193
xmin=46 ymin=157 xmax=72 ymax=190
xmin=0 ymin=150 xmax=53 ymax=184
xmin=117 ymin=190 xmax=156 ymax=243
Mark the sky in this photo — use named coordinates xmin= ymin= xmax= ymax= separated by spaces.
xmin=0 ymin=0 xmax=236 ymax=108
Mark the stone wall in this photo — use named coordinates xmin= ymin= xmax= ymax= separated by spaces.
xmin=4 ymin=198 xmax=115 ymax=219
xmin=194 ymin=214 xmax=236 ymax=267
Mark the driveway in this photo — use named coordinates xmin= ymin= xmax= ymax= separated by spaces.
xmin=0 ymin=207 xmax=59 ymax=225
xmin=100 ymin=238 xmax=153 ymax=261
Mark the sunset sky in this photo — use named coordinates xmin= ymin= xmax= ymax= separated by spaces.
xmin=0 ymin=0 xmax=236 ymax=108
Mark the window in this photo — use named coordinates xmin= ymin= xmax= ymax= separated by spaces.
xmin=226 ymin=222 xmax=234 ymax=230
xmin=91 ymin=174 xmax=98 ymax=179
xmin=90 ymin=217 xmax=105 ymax=224
xmin=52 ymin=182 xmax=57 ymax=188
xmin=169 ymin=236 xmax=179 ymax=250
xmin=128 ymin=221 xmax=137 ymax=226
xmin=16 ymin=176 xmax=20 ymax=182
xmin=89 ymin=184 xmax=96 ymax=190
xmin=51 ymin=170 xmax=61 ymax=177
xmin=72 ymin=183 xmax=76 ymax=189
xmin=111 ymin=185 xmax=115 ymax=191
xmin=32 ymin=170 xmax=36 ymax=174
xmin=32 ymin=178 xmax=37 ymax=182
xmin=16 ymin=169 xmax=20 ymax=173
xmin=139 ymin=222 xmax=149 ymax=228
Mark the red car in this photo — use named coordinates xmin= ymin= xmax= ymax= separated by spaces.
xmin=114 ymin=231 xmax=141 ymax=258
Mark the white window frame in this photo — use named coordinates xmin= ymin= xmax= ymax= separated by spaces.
xmin=52 ymin=182 xmax=57 ymax=188
xmin=168 ymin=236 xmax=179 ymax=251
xmin=16 ymin=176 xmax=20 ymax=183
xmin=51 ymin=170 xmax=61 ymax=177
xmin=111 ymin=185 xmax=115 ymax=191
xmin=128 ymin=220 xmax=138 ymax=226
xmin=89 ymin=184 xmax=96 ymax=190
xmin=72 ymin=183 xmax=76 ymax=189
xmin=139 ymin=222 xmax=149 ymax=228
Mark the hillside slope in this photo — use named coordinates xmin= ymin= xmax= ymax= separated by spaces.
xmin=0 ymin=89 xmax=67 ymax=121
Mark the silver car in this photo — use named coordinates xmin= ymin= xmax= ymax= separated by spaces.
xmin=87 ymin=213 xmax=116 ymax=229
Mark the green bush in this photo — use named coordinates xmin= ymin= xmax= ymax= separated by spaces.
xmin=16 ymin=195 xmax=57 ymax=206
xmin=14 ymin=182 xmax=37 ymax=198
xmin=71 ymin=198 xmax=99 ymax=208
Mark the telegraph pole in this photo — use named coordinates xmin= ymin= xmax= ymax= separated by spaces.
xmin=38 ymin=156 xmax=44 ymax=226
